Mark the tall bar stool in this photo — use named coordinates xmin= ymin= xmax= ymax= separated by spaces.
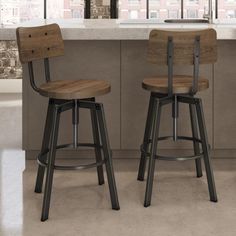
xmin=137 ymin=29 xmax=218 ymax=207
xmin=16 ymin=24 xmax=120 ymax=221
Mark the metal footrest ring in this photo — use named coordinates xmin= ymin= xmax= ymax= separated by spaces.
xmin=37 ymin=142 xmax=105 ymax=170
xmin=140 ymin=135 xmax=209 ymax=161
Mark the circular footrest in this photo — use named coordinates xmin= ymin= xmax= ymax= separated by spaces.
xmin=141 ymin=136 xmax=207 ymax=161
xmin=37 ymin=142 xmax=105 ymax=170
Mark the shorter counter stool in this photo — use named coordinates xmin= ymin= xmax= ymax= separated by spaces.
xmin=16 ymin=24 xmax=120 ymax=221
xmin=137 ymin=29 xmax=218 ymax=207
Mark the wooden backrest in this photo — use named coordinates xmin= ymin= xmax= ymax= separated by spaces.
xmin=147 ymin=29 xmax=217 ymax=65
xmin=16 ymin=23 xmax=64 ymax=63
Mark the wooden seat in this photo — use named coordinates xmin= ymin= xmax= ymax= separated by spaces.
xmin=142 ymin=75 xmax=209 ymax=94
xmin=39 ymin=79 xmax=111 ymax=100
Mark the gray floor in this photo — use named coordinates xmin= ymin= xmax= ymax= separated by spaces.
xmin=0 ymin=94 xmax=236 ymax=236
xmin=1 ymin=153 xmax=236 ymax=236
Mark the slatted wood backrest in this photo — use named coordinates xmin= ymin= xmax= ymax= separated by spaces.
xmin=147 ymin=29 xmax=217 ymax=65
xmin=16 ymin=23 xmax=64 ymax=63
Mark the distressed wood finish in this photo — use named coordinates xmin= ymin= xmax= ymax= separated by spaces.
xmin=16 ymin=24 xmax=64 ymax=63
xmin=148 ymin=29 xmax=217 ymax=65
xmin=39 ymin=79 xmax=111 ymax=99
xmin=142 ymin=75 xmax=209 ymax=94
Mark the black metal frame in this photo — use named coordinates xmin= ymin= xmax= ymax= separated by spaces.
xmin=35 ymin=99 xmax=120 ymax=221
xmin=28 ymin=60 xmax=120 ymax=221
xmin=138 ymin=94 xmax=217 ymax=207
xmin=44 ymin=0 xmax=47 ymax=19
xmin=85 ymin=0 xmax=91 ymax=19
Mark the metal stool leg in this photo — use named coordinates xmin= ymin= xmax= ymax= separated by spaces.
xmin=172 ymin=95 xmax=179 ymax=141
xmin=35 ymin=99 xmax=54 ymax=193
xmin=144 ymin=99 xmax=162 ymax=207
xmin=72 ymin=99 xmax=79 ymax=148
xmin=138 ymin=94 xmax=155 ymax=181
xmin=90 ymin=98 xmax=105 ymax=185
xmin=189 ymin=103 xmax=203 ymax=178
xmin=195 ymin=99 xmax=217 ymax=202
xmin=96 ymin=104 xmax=120 ymax=210
xmin=41 ymin=105 xmax=61 ymax=221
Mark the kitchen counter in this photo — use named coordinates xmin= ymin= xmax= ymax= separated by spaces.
xmin=2 ymin=19 xmax=236 ymax=158
xmin=1 ymin=19 xmax=236 ymax=40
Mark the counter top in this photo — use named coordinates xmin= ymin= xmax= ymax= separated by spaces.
xmin=1 ymin=19 xmax=236 ymax=40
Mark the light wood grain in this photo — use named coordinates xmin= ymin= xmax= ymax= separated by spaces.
xmin=148 ymin=29 xmax=217 ymax=65
xmin=142 ymin=75 xmax=209 ymax=94
xmin=16 ymin=24 xmax=64 ymax=63
xmin=39 ymin=79 xmax=111 ymax=99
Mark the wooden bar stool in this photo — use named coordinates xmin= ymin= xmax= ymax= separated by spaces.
xmin=16 ymin=24 xmax=120 ymax=221
xmin=137 ymin=29 xmax=218 ymax=207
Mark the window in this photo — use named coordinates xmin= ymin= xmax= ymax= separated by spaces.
xmin=119 ymin=0 xmax=146 ymax=19
xmin=47 ymin=0 xmax=84 ymax=19
xmin=218 ymin=0 xmax=236 ymax=19
xmin=149 ymin=10 xmax=159 ymax=18
xmin=128 ymin=0 xmax=141 ymax=3
xmin=168 ymin=10 xmax=179 ymax=18
xmin=186 ymin=9 xmax=198 ymax=18
xmin=0 ymin=0 xmax=44 ymax=24
xmin=129 ymin=10 xmax=139 ymax=19
xmin=119 ymin=0 xmax=207 ymax=20
xmin=0 ymin=0 xmax=84 ymax=25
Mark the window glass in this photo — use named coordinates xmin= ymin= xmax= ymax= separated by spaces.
xmin=47 ymin=0 xmax=84 ymax=19
xmin=0 ymin=0 xmax=84 ymax=25
xmin=150 ymin=10 xmax=159 ymax=18
xmin=184 ymin=0 xmax=203 ymax=19
xmin=119 ymin=0 xmax=147 ymax=19
xmin=119 ymin=0 xmax=210 ymax=20
xmin=0 ymin=0 xmax=43 ymax=25
xmin=218 ymin=0 xmax=236 ymax=19
xmin=129 ymin=10 xmax=138 ymax=19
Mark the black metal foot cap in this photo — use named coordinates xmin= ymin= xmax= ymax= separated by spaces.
xmin=41 ymin=217 xmax=48 ymax=222
xmin=144 ymin=203 xmax=150 ymax=208
xmin=112 ymin=206 xmax=120 ymax=211
xmin=34 ymin=188 xmax=42 ymax=193
xmin=210 ymin=198 xmax=218 ymax=203
xmin=137 ymin=177 xmax=144 ymax=181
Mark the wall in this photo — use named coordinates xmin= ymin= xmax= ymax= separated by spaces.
xmin=0 ymin=41 xmax=22 ymax=80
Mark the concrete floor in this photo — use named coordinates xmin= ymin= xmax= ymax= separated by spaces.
xmin=0 ymin=94 xmax=236 ymax=236
xmin=1 ymin=152 xmax=236 ymax=236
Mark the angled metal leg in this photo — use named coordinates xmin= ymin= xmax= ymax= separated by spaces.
xmin=195 ymin=99 xmax=217 ymax=202
xmin=138 ymin=94 xmax=155 ymax=181
xmin=144 ymin=99 xmax=162 ymax=207
xmin=90 ymin=98 xmax=105 ymax=185
xmin=41 ymin=105 xmax=61 ymax=221
xmin=96 ymin=104 xmax=120 ymax=210
xmin=189 ymin=103 xmax=203 ymax=178
xmin=35 ymin=99 xmax=54 ymax=193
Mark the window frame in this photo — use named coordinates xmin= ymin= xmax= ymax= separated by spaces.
xmin=5 ymin=0 xmax=234 ymax=21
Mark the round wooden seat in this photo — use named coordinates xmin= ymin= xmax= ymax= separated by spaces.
xmin=142 ymin=75 xmax=209 ymax=94
xmin=39 ymin=79 xmax=111 ymax=100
